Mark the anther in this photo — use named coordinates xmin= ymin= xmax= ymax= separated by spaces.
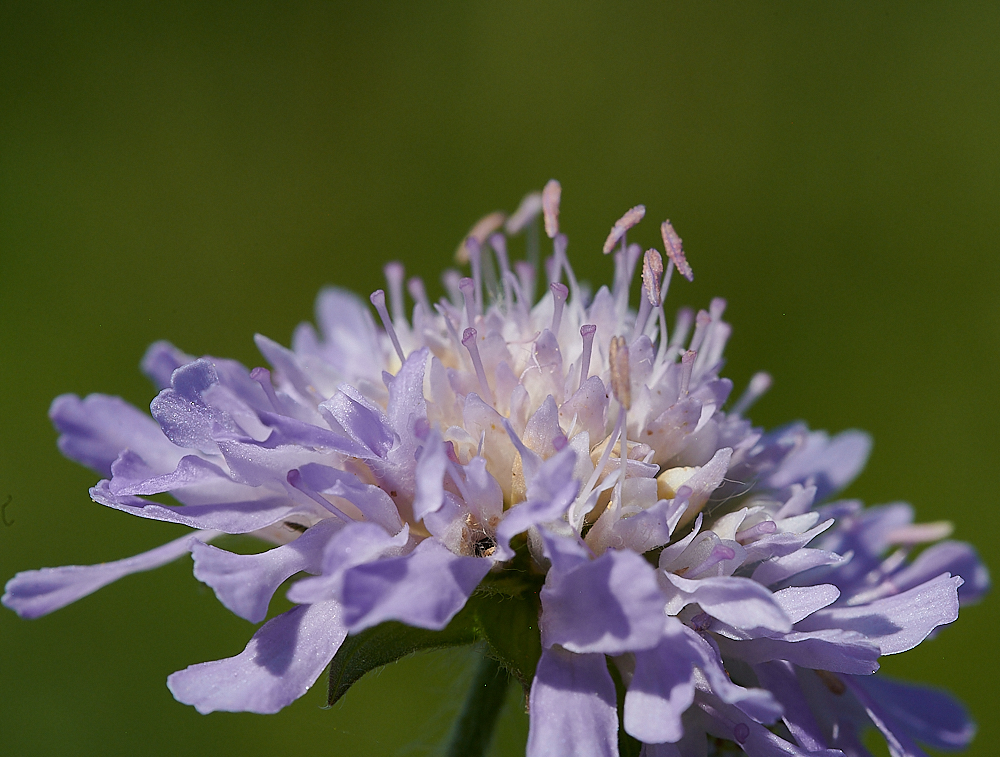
xmin=458 ymin=277 xmax=478 ymax=328
xmin=603 ymin=205 xmax=646 ymax=254
xmin=660 ymin=219 xmax=693 ymax=281
xmin=550 ymin=282 xmax=569 ymax=334
xmin=462 ymin=327 xmax=494 ymax=404
xmin=578 ymin=324 xmax=597 ymax=390
xmin=609 ymin=335 xmax=631 ymax=410
xmin=370 ymin=289 xmax=406 ymax=364
xmin=383 ymin=262 xmax=406 ymax=325
xmin=505 ymin=191 xmax=543 ymax=235
xmin=635 ymin=249 xmax=663 ymax=335
xmin=542 ymin=179 xmax=561 ymax=239
xmin=456 ymin=211 xmax=506 ymax=264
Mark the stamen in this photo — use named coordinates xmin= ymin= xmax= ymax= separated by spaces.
xmin=609 ymin=335 xmax=631 ymax=410
xmin=465 ymin=237 xmax=484 ymax=315
xmin=687 ymin=542 xmax=736 ymax=578
xmin=462 ymin=327 xmax=494 ymax=404
xmin=542 ymin=179 xmax=561 ymax=239
xmin=435 ymin=302 xmax=465 ymax=356
xmin=458 ymin=277 xmax=478 ymax=328
xmin=383 ymin=262 xmax=406 ymax=326
xmin=407 ymin=276 xmax=432 ymax=319
xmin=603 ymin=205 xmax=646 ymax=254
xmin=578 ymin=405 xmax=625 ymax=508
xmin=552 ymin=233 xmax=582 ymax=304
xmin=735 ymin=519 xmax=777 ymax=544
xmin=550 ymin=282 xmax=569 ymax=334
xmin=443 ymin=269 xmax=464 ymax=309
xmin=250 ymin=367 xmax=281 ymax=411
xmin=505 ymin=191 xmax=543 ymax=234
xmin=578 ymin=324 xmax=597 ymax=390
xmin=731 ymin=372 xmax=772 ymax=416
xmin=488 ymin=233 xmax=513 ymax=312
xmin=514 ymin=260 xmax=536 ymax=304
xmin=370 ymin=289 xmax=406 ymax=364
xmin=660 ymin=219 xmax=693 ymax=281
xmin=687 ymin=310 xmax=712 ymax=354
xmin=679 ymin=349 xmax=696 ymax=396
xmin=286 ymin=469 xmax=351 ymax=522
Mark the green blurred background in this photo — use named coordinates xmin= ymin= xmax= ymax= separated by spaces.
xmin=1 ymin=2 xmax=996 ymax=755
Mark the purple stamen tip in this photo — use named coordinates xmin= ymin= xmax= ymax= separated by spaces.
xmin=553 ymin=434 xmax=568 ymax=451
xmin=462 ymin=327 xmax=477 ymax=345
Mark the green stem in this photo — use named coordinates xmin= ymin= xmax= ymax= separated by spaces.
xmin=445 ymin=652 xmax=511 ymax=757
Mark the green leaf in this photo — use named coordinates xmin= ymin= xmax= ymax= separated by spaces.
xmin=470 ymin=589 xmax=542 ymax=694
xmin=326 ymin=603 xmax=479 ymax=707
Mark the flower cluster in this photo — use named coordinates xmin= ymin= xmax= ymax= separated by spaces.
xmin=5 ymin=183 xmax=987 ymax=756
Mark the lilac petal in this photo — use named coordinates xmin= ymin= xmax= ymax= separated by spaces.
xmin=663 ymin=574 xmax=792 ymax=635
xmin=845 ymin=677 xmax=932 ymax=757
xmin=771 ymin=585 xmax=841 ymax=624
xmin=109 ymin=452 xmax=232 ymax=497
xmin=539 ymin=528 xmax=592 ymax=573
xmin=3 ymin=530 xmax=218 ymax=618
xmin=625 ymin=620 xmax=698 ymax=743
xmin=141 ymin=340 xmax=194 ymax=389
xmin=286 ymin=521 xmax=411 ymax=604
xmin=462 ymin=456 xmax=504 ymax=525
xmin=150 ymin=359 xmax=237 ymax=453
xmin=412 ymin=430 xmax=447 ymax=521
xmin=753 ymin=661 xmax=829 ymax=753
xmin=527 ymin=647 xmax=617 ymax=757
xmin=496 ymin=447 xmax=578 ymax=557
xmin=254 ymin=411 xmax=372 ymax=458
xmin=320 ymin=384 xmax=395 ymax=458
xmin=884 ymin=540 xmax=989 ymax=605
xmin=308 ymin=286 xmax=382 ymax=378
xmin=341 ymin=538 xmax=491 ymax=632
xmin=192 ymin=519 xmax=341 ymax=622
xmin=717 ymin=629 xmax=880 ymax=675
xmin=541 ymin=548 xmax=665 ymax=654
xmin=91 ymin=479 xmax=296 ymax=533
xmin=611 ymin=495 xmax=687 ymax=555
xmin=751 ymin=548 xmax=849 ymax=586
xmin=698 ymin=696 xmax=843 ymax=757
xmin=295 ymin=463 xmax=403 ymax=534
xmin=167 ymin=600 xmax=346 ymax=714
xmin=385 ymin=347 xmax=428 ymax=441
xmin=50 ymin=393 xmax=183 ymax=477
xmin=683 ymin=626 xmax=783 ymax=723
xmin=852 ymin=675 xmax=975 ymax=751
xmin=767 ymin=429 xmax=872 ymax=500
xmin=796 ymin=573 xmax=962 ymax=655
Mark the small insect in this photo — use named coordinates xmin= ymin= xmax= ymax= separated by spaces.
xmin=1 ymin=494 xmax=12 ymax=527
xmin=472 ymin=534 xmax=497 ymax=558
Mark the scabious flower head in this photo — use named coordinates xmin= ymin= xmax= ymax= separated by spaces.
xmin=4 ymin=182 xmax=988 ymax=756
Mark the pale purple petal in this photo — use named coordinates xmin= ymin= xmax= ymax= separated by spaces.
xmin=3 ymin=530 xmax=218 ymax=618
xmin=286 ymin=521 xmax=410 ymax=604
xmin=527 ymin=647 xmax=617 ymax=757
xmin=109 ymin=452 xmax=232 ymax=497
xmin=91 ymin=480 xmax=297 ymax=533
xmin=320 ymin=384 xmax=395 ymax=458
xmin=341 ymin=538 xmax=491 ymax=632
xmin=885 ymin=540 xmax=989 ymax=605
xmin=852 ymin=675 xmax=975 ymax=751
xmin=753 ymin=661 xmax=829 ymax=753
xmin=771 ymin=585 xmax=841 ymax=624
xmin=751 ymin=548 xmax=849 ymax=587
xmin=412 ymin=430 xmax=447 ymax=521
xmin=191 ymin=519 xmax=341 ymax=622
xmin=541 ymin=548 xmax=665 ymax=654
xmin=796 ymin=573 xmax=962 ymax=655
xmin=50 ymin=393 xmax=183 ymax=477
xmin=717 ymin=629 xmax=880 ymax=675
xmin=663 ymin=574 xmax=792 ymax=635
xmin=295 ymin=463 xmax=403 ymax=534
xmin=625 ymin=620 xmax=698 ymax=743
xmin=698 ymin=696 xmax=843 ymax=757
xmin=496 ymin=447 xmax=578 ymax=556
xmin=767 ymin=429 xmax=872 ymax=499
xmin=141 ymin=340 xmax=194 ymax=389
xmin=167 ymin=600 xmax=346 ymax=714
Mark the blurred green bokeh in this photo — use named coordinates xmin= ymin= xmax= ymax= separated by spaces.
xmin=1 ymin=2 xmax=996 ymax=755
